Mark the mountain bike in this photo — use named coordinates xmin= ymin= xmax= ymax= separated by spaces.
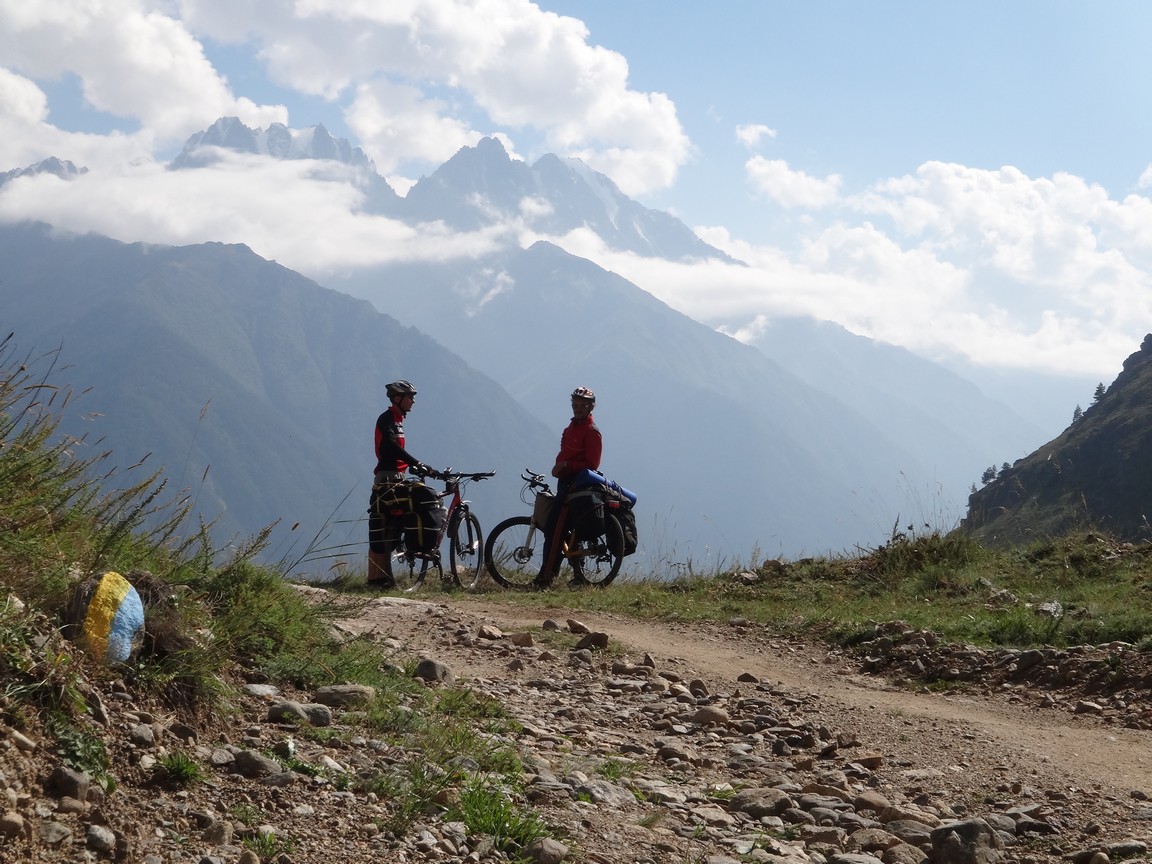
xmin=483 ymin=469 xmax=624 ymax=589
xmin=391 ymin=466 xmax=494 ymax=591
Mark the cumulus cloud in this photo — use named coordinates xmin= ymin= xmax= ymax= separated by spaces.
xmin=178 ymin=0 xmax=690 ymax=195
xmin=735 ymin=123 xmax=776 ymax=149
xmin=346 ymin=81 xmax=481 ymax=173
xmin=0 ymin=0 xmax=1147 ymax=385
xmin=539 ymin=162 xmax=1152 ymax=380
xmin=0 ymin=0 xmax=285 ymax=143
xmin=0 ymin=68 xmax=48 ymax=124
xmin=746 ymin=156 xmax=842 ymax=209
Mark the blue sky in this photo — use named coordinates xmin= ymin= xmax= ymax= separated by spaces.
xmin=538 ymin=2 xmax=1152 ymax=239
xmin=1 ymin=0 xmax=1151 ymax=391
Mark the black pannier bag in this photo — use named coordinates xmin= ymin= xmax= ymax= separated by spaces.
xmin=565 ymin=486 xmax=605 ymax=540
xmin=403 ymin=482 xmax=446 ymax=553
xmin=605 ymin=485 xmax=638 ymax=556
xmin=374 ymin=481 xmax=415 ymax=520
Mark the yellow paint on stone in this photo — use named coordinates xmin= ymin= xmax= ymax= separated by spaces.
xmin=82 ymin=570 xmax=131 ymax=661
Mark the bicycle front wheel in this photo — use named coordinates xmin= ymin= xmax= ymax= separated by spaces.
xmin=449 ymin=509 xmax=484 ymax=590
xmin=484 ymin=516 xmax=542 ymax=589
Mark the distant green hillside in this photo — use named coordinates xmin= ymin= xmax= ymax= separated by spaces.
xmin=964 ymin=334 xmax=1152 ymax=546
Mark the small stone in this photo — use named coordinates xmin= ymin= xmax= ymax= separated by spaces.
xmin=413 ymin=658 xmax=455 ymax=684
xmin=129 ymin=723 xmax=156 ymax=747
xmin=312 ymin=684 xmax=376 ymax=707
xmin=267 ymin=701 xmax=310 ymax=723
xmin=39 ymin=820 xmax=72 ymax=847
xmin=233 ymin=750 xmax=281 ymax=778
xmin=524 ymin=836 xmax=569 ymax=864
xmin=1074 ymin=701 xmax=1104 ymax=715
xmin=574 ymin=632 xmax=609 ymax=650
xmin=302 ymin=703 xmax=333 ymax=726
xmin=0 ymin=811 xmax=24 ymax=838
xmin=691 ymin=705 xmax=729 ymax=726
xmin=7 ymin=729 xmax=36 ymax=751
xmin=86 ymin=823 xmax=117 ymax=854
xmin=44 ymin=765 xmax=89 ymax=801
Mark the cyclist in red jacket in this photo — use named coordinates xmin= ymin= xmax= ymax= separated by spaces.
xmin=535 ymin=386 xmax=602 ymax=588
xmin=367 ymin=379 xmax=427 ymax=588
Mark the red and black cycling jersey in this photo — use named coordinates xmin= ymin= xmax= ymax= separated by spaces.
xmin=374 ymin=405 xmax=419 ymax=474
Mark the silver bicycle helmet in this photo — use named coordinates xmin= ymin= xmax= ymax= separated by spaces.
xmin=386 ymin=379 xmax=417 ymax=398
xmin=571 ymin=386 xmax=596 ymax=404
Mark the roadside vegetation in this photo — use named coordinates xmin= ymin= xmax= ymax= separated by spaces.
xmin=455 ymin=524 xmax=1152 ymax=652
xmin=4 ymin=336 xmax=1152 ymax=860
xmin=0 ymin=338 xmax=555 ymax=859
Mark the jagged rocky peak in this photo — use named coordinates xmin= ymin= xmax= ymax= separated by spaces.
xmin=0 ymin=156 xmax=87 ymax=186
xmin=1123 ymin=332 xmax=1152 ymax=370
xmin=171 ymin=117 xmax=374 ymax=171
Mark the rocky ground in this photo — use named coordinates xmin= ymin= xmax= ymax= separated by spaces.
xmin=5 ymin=586 xmax=1152 ymax=864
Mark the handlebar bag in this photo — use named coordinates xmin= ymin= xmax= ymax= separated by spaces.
xmin=532 ymin=490 xmax=555 ymax=528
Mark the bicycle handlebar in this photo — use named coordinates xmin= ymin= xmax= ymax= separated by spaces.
xmin=520 ymin=469 xmax=551 ymax=490
xmin=410 ymin=464 xmax=495 ymax=483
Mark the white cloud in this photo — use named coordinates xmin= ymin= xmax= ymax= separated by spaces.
xmin=0 ymin=68 xmax=48 ymax=124
xmin=346 ymin=81 xmax=481 ymax=173
xmin=183 ymin=0 xmax=691 ymax=196
xmin=0 ymin=1 xmax=1147 ymax=384
xmin=539 ymin=164 xmax=1152 ymax=380
xmin=0 ymin=90 xmax=155 ymax=173
xmin=735 ymin=123 xmax=776 ymax=149
xmin=0 ymin=155 xmax=509 ymax=272
xmin=0 ymin=0 xmax=286 ymax=142
xmin=745 ymin=156 xmax=842 ymax=209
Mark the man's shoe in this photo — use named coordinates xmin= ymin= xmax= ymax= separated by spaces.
xmin=365 ymin=578 xmax=396 ymax=591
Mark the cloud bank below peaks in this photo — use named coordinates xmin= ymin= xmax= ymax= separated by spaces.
xmin=554 ymin=158 xmax=1152 ymax=379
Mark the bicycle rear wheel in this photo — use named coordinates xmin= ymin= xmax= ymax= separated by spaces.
xmin=393 ymin=548 xmax=443 ymax=592
xmin=449 ymin=509 xmax=484 ymax=590
xmin=569 ymin=512 xmax=624 ymax=587
xmin=484 ymin=516 xmax=542 ymax=589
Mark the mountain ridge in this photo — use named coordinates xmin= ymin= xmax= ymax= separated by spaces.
xmin=0 ymin=221 xmax=556 ymax=564
xmin=964 ymin=333 xmax=1152 ymax=546
xmin=0 ymin=119 xmax=1089 ymax=560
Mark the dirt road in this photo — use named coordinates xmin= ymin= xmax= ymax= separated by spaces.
xmin=418 ymin=599 xmax=1152 ymax=800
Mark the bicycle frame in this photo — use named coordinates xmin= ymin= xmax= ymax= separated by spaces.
xmin=395 ymin=467 xmax=493 ymax=590
xmin=484 ymin=469 xmax=624 ymax=588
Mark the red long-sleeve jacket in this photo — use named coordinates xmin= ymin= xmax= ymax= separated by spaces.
xmin=552 ymin=414 xmax=602 ymax=479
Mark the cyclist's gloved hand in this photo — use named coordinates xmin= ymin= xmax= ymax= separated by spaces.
xmin=410 ymin=461 xmax=428 ymax=476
